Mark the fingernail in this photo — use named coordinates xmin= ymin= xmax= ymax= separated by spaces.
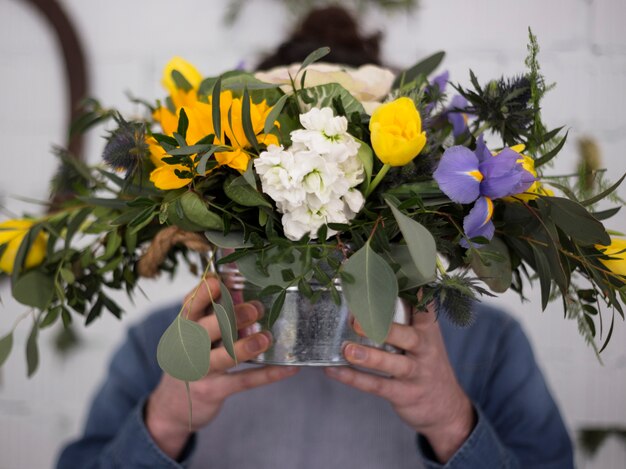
xmin=346 ymin=344 xmax=367 ymax=361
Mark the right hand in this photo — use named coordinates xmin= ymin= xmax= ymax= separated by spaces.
xmin=145 ymin=277 xmax=299 ymax=459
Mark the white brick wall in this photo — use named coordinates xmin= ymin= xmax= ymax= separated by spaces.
xmin=1 ymin=0 xmax=625 ymax=467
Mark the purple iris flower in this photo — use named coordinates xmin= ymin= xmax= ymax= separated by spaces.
xmin=447 ymin=95 xmax=470 ymax=138
xmin=425 ymin=71 xmax=450 ymax=114
xmin=433 ymin=136 xmax=535 ymax=247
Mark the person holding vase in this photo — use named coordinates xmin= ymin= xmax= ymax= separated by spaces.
xmin=57 ymin=7 xmax=574 ymax=469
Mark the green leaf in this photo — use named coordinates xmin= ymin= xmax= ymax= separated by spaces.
xmin=530 ymin=244 xmax=552 ymax=310
xmin=392 ymin=51 xmax=446 ymax=89
xmin=179 ymin=192 xmax=224 ymax=230
xmin=470 ymin=237 xmax=512 ymax=293
xmin=100 ymin=230 xmax=122 ymax=261
xmin=387 ymin=244 xmax=427 ymax=291
xmin=224 ymin=176 xmax=271 ymax=208
xmin=215 ymin=281 xmax=238 ymax=361
xmin=263 ymin=93 xmax=289 ymax=134
xmin=167 ymin=144 xmax=213 ymax=156
xmin=298 ymin=47 xmax=331 ymax=73
xmin=580 ymin=172 xmax=626 ymax=207
xmin=157 ymin=316 xmax=211 ymax=381
xmin=535 ymin=131 xmax=568 ymax=168
xmin=177 ymin=109 xmax=189 ymax=140
xmin=197 ymin=145 xmax=229 ymax=175
xmin=0 ymin=332 xmax=13 ymax=368
xmin=267 ymin=290 xmax=286 ymax=328
xmin=386 ymin=201 xmax=436 ymax=285
xmin=546 ymin=197 xmax=610 ymax=246
xmin=236 ymin=248 xmax=305 ymax=288
xmin=204 ymin=231 xmax=252 ymax=249
xmin=341 ymin=242 xmax=398 ymax=344
xmin=241 ymin=88 xmax=259 ymax=152
xmin=11 ymin=224 xmax=43 ymax=284
xmin=356 ymin=140 xmax=373 ymax=193
xmin=212 ymin=76 xmax=222 ymax=140
xmin=171 ymin=69 xmax=192 ymax=92
xmin=59 ymin=267 xmax=75 ymax=284
xmin=12 ymin=270 xmax=55 ymax=310
xmin=26 ymin=322 xmax=39 ymax=377
xmin=299 ymin=83 xmax=366 ymax=115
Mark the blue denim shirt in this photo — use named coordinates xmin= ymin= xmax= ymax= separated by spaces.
xmin=57 ymin=303 xmax=573 ymax=468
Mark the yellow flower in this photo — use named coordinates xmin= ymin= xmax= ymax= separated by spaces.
xmin=162 ymin=57 xmax=203 ymax=107
xmin=369 ymin=97 xmax=426 ymax=166
xmin=503 ymin=145 xmax=554 ymax=202
xmin=0 ymin=220 xmax=47 ymax=274
xmin=216 ymin=91 xmax=279 ymax=171
xmin=597 ymin=238 xmax=626 ymax=277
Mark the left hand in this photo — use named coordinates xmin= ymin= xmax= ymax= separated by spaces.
xmin=325 ymin=301 xmax=475 ymax=463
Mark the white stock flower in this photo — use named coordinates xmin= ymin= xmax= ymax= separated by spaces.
xmin=291 ymin=107 xmax=360 ymax=162
xmin=254 ymin=108 xmax=367 ymax=241
xmin=254 ymin=145 xmax=306 ymax=208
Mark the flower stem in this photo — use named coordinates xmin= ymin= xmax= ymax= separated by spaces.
xmin=435 ymin=256 xmax=447 ymax=276
xmin=366 ymin=163 xmax=391 ymax=198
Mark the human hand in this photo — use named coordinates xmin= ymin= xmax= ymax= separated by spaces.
xmin=325 ymin=301 xmax=475 ymax=463
xmin=145 ymin=277 xmax=299 ymax=459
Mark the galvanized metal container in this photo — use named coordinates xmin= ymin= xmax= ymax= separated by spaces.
xmin=218 ymin=257 xmax=410 ymax=366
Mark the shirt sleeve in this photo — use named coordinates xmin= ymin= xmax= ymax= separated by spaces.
xmin=56 ymin=311 xmax=196 ymax=469
xmin=417 ymin=317 xmax=574 ymax=468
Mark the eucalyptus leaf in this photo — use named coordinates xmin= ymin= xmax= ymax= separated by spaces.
xmin=386 ymin=201 xmax=436 ymax=285
xmin=214 ymin=304 xmax=237 ymax=362
xmin=180 ymin=192 xmax=224 ymax=230
xmin=341 ymin=242 xmax=398 ymax=344
xmin=224 ymin=176 xmax=271 ymax=208
xmin=157 ymin=316 xmax=211 ymax=381
xmin=12 ymin=270 xmax=55 ymax=310
xmin=267 ymin=290 xmax=286 ymax=328
xmin=470 ymin=237 xmax=512 ymax=293
xmin=216 ymin=278 xmax=238 ymax=358
xmin=26 ymin=323 xmax=39 ymax=377
xmin=236 ymin=248 xmax=304 ymax=288
xmin=0 ymin=332 xmax=13 ymax=368
xmin=205 ymin=231 xmax=252 ymax=249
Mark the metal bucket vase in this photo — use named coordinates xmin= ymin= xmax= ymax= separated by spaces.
xmin=217 ymin=256 xmax=410 ymax=366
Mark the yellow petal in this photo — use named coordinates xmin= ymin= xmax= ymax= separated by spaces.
xmin=162 ymin=57 xmax=203 ymax=96
xmin=215 ymin=149 xmax=249 ymax=172
xmin=0 ymin=226 xmax=47 ymax=274
xmin=150 ymin=165 xmax=191 ymax=190
xmin=597 ymin=238 xmax=626 ymax=277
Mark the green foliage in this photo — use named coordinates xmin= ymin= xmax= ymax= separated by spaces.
xmin=392 ymin=51 xmax=445 ymax=90
xmin=341 ymin=241 xmax=398 ymax=344
xmin=157 ymin=315 xmax=211 ymax=381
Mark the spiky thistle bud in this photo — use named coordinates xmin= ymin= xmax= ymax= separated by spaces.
xmin=102 ymin=117 xmax=149 ymax=173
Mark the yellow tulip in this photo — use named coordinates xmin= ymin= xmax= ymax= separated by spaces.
xmin=162 ymin=57 xmax=203 ymax=100
xmin=369 ymin=97 xmax=427 ymax=166
xmin=597 ymin=238 xmax=626 ymax=277
xmin=0 ymin=220 xmax=47 ymax=274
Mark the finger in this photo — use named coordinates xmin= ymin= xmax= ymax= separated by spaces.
xmin=412 ymin=301 xmax=437 ymax=327
xmin=354 ymin=321 xmax=421 ymax=354
xmin=198 ymin=302 xmax=263 ymax=342
xmin=216 ymin=366 xmax=300 ymax=396
xmin=343 ymin=343 xmax=417 ymax=379
xmin=211 ymin=331 xmax=272 ymax=371
xmin=325 ymin=366 xmax=399 ymax=402
xmin=182 ymin=277 xmax=222 ymax=321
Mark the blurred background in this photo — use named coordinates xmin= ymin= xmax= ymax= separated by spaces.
xmin=0 ymin=0 xmax=625 ymax=467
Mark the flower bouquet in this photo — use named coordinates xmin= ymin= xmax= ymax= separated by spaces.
xmin=1 ymin=32 xmax=625 ymax=381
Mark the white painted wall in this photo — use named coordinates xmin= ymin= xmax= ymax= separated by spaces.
xmin=0 ymin=0 xmax=625 ymax=467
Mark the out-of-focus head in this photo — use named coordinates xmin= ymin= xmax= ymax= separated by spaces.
xmin=256 ymin=6 xmax=382 ymax=69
